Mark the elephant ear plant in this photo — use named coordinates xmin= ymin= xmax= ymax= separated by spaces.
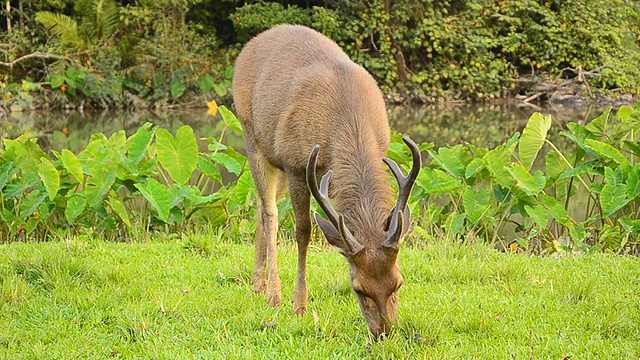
xmin=0 ymin=106 xmax=252 ymax=242
xmin=406 ymin=103 xmax=640 ymax=255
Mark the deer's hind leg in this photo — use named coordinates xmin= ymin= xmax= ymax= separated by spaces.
xmin=248 ymin=148 xmax=286 ymax=307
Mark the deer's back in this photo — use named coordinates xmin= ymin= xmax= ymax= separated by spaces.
xmin=233 ymin=25 xmax=389 ymax=173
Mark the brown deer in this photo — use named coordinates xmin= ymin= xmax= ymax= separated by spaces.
xmin=232 ymin=24 xmax=421 ymax=338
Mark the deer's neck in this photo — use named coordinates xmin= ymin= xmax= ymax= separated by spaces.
xmin=330 ymin=120 xmax=394 ymax=230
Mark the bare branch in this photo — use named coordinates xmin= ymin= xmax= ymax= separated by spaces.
xmin=0 ymin=51 xmax=72 ymax=67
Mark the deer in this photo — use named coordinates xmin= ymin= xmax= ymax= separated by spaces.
xmin=232 ymin=24 xmax=421 ymax=338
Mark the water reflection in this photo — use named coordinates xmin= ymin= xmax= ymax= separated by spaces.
xmin=388 ymin=101 xmax=607 ymax=148
xmin=0 ymin=102 xmax=610 ymax=153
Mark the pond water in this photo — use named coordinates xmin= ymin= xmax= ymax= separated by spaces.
xmin=0 ymin=101 xmax=609 ymax=154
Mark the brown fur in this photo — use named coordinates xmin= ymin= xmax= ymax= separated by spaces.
xmin=233 ymin=24 xmax=407 ymax=337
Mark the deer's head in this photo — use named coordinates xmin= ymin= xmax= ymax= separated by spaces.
xmin=306 ymin=136 xmax=421 ymax=338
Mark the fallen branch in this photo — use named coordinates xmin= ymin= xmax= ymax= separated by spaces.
xmin=0 ymin=51 xmax=72 ymax=68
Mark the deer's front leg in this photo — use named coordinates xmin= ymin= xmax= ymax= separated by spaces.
xmin=288 ymin=177 xmax=312 ymax=315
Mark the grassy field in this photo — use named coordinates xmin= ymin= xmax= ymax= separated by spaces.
xmin=1 ymin=232 xmax=639 ymax=359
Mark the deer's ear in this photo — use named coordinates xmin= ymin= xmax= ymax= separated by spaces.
xmin=314 ymin=213 xmax=347 ymax=254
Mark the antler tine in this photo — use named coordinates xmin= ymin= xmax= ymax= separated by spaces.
xmin=307 ymin=145 xmax=363 ymax=254
xmin=306 ymin=145 xmax=340 ymax=226
xmin=383 ymin=136 xmax=422 ymax=215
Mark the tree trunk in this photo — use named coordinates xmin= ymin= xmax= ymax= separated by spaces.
xmin=5 ymin=1 xmax=11 ymax=33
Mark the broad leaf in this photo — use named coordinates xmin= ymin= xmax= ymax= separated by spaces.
xmin=60 ymin=149 xmax=84 ymax=183
xmin=156 ymin=126 xmax=198 ymax=185
xmin=128 ymin=123 xmax=155 ymax=167
xmin=604 ymin=166 xmax=623 ymax=186
xmin=134 ymin=178 xmax=170 ymax=222
xmin=198 ymin=157 xmax=222 ymax=183
xmin=65 ymin=195 xmax=86 ymax=223
xmin=545 ymin=150 xmax=568 ymax=179
xmin=218 ymin=106 xmax=244 ymax=135
xmin=507 ymin=163 xmax=544 ymax=196
xmin=429 ymin=145 xmax=465 ymax=178
xmin=584 ymin=139 xmax=627 ymax=164
xmin=519 ymin=112 xmax=551 ymax=171
xmin=19 ymin=189 xmax=47 ymax=219
xmin=585 ymin=106 xmax=611 ymax=139
xmin=524 ymin=204 xmax=548 ymax=227
xmin=50 ymin=75 xmax=65 ymax=88
xmin=107 ymin=196 xmax=131 ymax=227
xmin=38 ymin=158 xmax=60 ymax=201
xmin=627 ymin=165 xmax=640 ymax=199
xmin=212 ymin=152 xmax=243 ymax=176
xmin=85 ymin=165 xmax=117 ymax=206
xmin=539 ymin=193 xmax=568 ymax=223
xmin=462 ymin=187 xmax=490 ymax=224
xmin=601 ymin=183 xmax=628 ymax=217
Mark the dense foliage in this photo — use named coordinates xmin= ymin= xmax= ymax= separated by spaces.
xmin=2 ymin=104 xmax=640 ymax=256
xmin=1 ymin=0 xmax=639 ymax=110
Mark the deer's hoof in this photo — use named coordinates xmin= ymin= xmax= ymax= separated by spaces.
xmin=267 ymin=293 xmax=282 ymax=307
xmin=293 ymin=305 xmax=307 ymax=316
xmin=252 ymin=282 xmax=266 ymax=295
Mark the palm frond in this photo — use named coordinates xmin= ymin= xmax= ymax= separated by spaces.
xmin=35 ymin=12 xmax=80 ymax=47
xmin=93 ymin=0 xmax=120 ymax=42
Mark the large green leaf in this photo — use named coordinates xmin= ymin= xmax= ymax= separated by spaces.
xmin=626 ymin=165 xmax=640 ymax=199
xmin=545 ymin=150 xmax=568 ymax=179
xmin=415 ymin=169 xmax=462 ymax=195
xmin=85 ymin=165 xmax=117 ymax=207
xmin=428 ymin=145 xmax=465 ymax=178
xmin=232 ymin=171 xmax=256 ymax=208
xmin=519 ymin=112 xmax=551 ymax=171
xmin=37 ymin=158 xmax=60 ymax=201
xmin=218 ymin=106 xmax=244 ymax=135
xmin=134 ymin=178 xmax=170 ymax=222
xmin=584 ymin=139 xmax=627 ymax=164
xmin=128 ymin=123 xmax=155 ymax=167
xmin=198 ymin=157 xmax=222 ymax=183
xmin=601 ymin=183 xmax=628 ymax=217
xmin=156 ymin=126 xmax=198 ymax=185
xmin=65 ymin=195 xmax=86 ymax=223
xmin=507 ymin=163 xmax=544 ymax=196
xmin=483 ymin=142 xmax=516 ymax=188
xmin=539 ymin=193 xmax=568 ymax=223
xmin=50 ymin=75 xmax=65 ymax=89
xmin=107 ymin=196 xmax=131 ymax=227
xmin=19 ymin=189 xmax=47 ymax=219
xmin=585 ymin=106 xmax=611 ymax=139
xmin=524 ymin=204 xmax=548 ymax=227
xmin=462 ymin=187 xmax=490 ymax=224
xmin=60 ymin=149 xmax=84 ymax=183
xmin=212 ymin=153 xmax=243 ymax=176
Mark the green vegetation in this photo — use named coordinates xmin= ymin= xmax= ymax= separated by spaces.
xmin=1 ymin=237 xmax=638 ymax=358
xmin=3 ymin=103 xmax=640 ymax=255
xmin=1 ymin=0 xmax=639 ymax=110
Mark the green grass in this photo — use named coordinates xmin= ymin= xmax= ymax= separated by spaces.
xmin=1 ymin=234 xmax=639 ymax=359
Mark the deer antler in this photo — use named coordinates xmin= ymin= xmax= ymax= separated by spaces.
xmin=382 ymin=136 xmax=421 ymax=248
xmin=307 ymin=145 xmax=364 ymax=254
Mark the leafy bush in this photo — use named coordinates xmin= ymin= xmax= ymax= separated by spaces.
xmin=0 ymin=105 xmax=252 ymax=242
xmin=230 ymin=2 xmax=311 ymax=42
xmin=3 ymin=104 xmax=640 ymax=255
xmin=393 ymin=103 xmax=640 ymax=254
